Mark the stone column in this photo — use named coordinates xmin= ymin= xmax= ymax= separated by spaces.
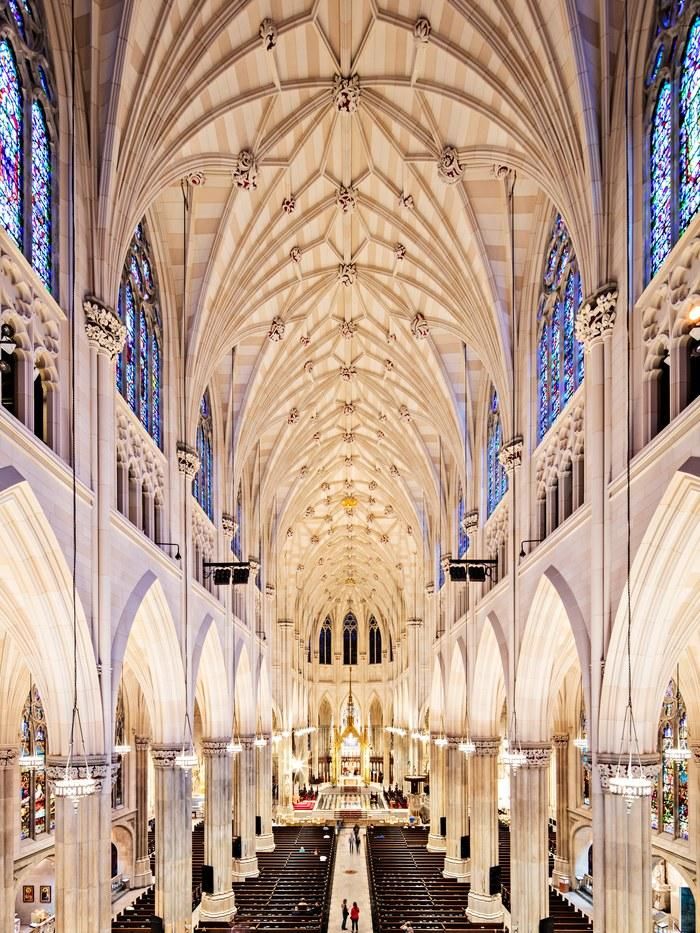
xmin=151 ymin=745 xmax=192 ymax=933
xmin=510 ymin=743 xmax=551 ymax=932
xmin=393 ymin=731 xmax=406 ymax=792
xmin=443 ymin=738 xmax=469 ymax=881
xmin=47 ymin=755 xmax=113 ymax=933
xmin=311 ymin=730 xmax=319 ymax=782
xmin=256 ymin=735 xmax=275 ymax=852
xmin=467 ymin=738 xmax=503 ymax=923
xmin=598 ymin=755 xmax=658 ymax=933
xmin=199 ymin=739 xmax=236 ymax=922
xmin=232 ymin=736 xmax=259 ymax=879
xmin=0 ymin=748 xmax=17 ymax=933
xmin=133 ymin=736 xmax=153 ymax=887
xmin=427 ymin=741 xmax=446 ymax=851
xmin=552 ymin=733 xmax=571 ymax=886
xmin=382 ymin=732 xmax=391 ymax=786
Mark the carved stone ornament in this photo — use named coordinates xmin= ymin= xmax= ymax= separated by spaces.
xmin=369 ymin=480 xmax=377 ymax=490
xmin=340 ymin=320 xmax=357 ymax=338
xmin=259 ymin=18 xmax=278 ymax=50
xmin=498 ymin=435 xmax=523 ymax=472
xmin=303 ymin=360 xmax=314 ymax=376
xmin=575 ymin=283 xmax=618 ymax=348
xmin=313 ymin=431 xmax=321 ymax=443
xmin=386 ymin=331 xmax=397 ymax=343
xmin=47 ymin=754 xmax=111 ymax=789
xmin=376 ymin=429 xmax=385 ymax=441
xmin=221 ymin=513 xmax=238 ymax=538
xmin=282 ymin=194 xmax=296 ymax=214
xmin=384 ymin=358 xmax=394 ymax=372
xmin=134 ymin=735 xmax=150 ymax=752
xmin=378 ymin=412 xmax=387 ymax=422
xmin=321 ymin=481 xmax=330 ymax=491
xmin=519 ymin=744 xmax=552 ymax=768
xmin=598 ymin=754 xmax=661 ymax=791
xmin=300 ymin=465 xmax=309 ymax=477
xmin=187 ymin=170 xmax=206 ymax=186
xmin=343 ymin=402 xmax=355 ymax=415
xmin=384 ymin=504 xmax=393 ymax=515
xmin=380 ymin=534 xmax=389 ymax=544
xmin=343 ymin=432 xmax=355 ymax=444
xmin=437 ymin=145 xmax=464 ymax=185
xmin=411 ymin=312 xmax=430 ymax=339
xmin=340 ymin=365 xmax=357 ymax=382
xmin=201 ymin=739 xmax=232 ymax=757
xmin=389 ymin=464 xmax=400 ymax=476
xmin=333 ymin=73 xmax=361 ymax=113
xmin=399 ymin=191 xmax=415 ymax=209
xmin=336 ymin=184 xmax=358 ymax=213
xmin=473 ymin=737 xmax=501 ymax=757
xmin=414 ymin=16 xmax=431 ymax=42
xmin=0 ymin=746 xmax=17 ymax=767
xmin=311 ymin=534 xmax=320 ymax=544
xmin=177 ymin=442 xmax=201 ymax=477
xmin=232 ymin=149 xmax=258 ymax=190
xmin=463 ymin=509 xmax=479 ymax=534
xmin=399 ymin=404 xmax=411 ymax=422
xmin=552 ymin=733 xmax=569 ymax=748
xmin=300 ymin=334 xmax=311 ymax=347
xmin=394 ymin=242 xmax=406 ymax=261
xmin=287 ymin=407 xmax=299 ymax=424
xmin=304 ymin=505 xmax=315 ymax=518
xmin=83 ymin=298 xmax=126 ymax=360
xmin=338 ymin=263 xmax=357 ymax=287
xmin=286 ymin=527 xmax=294 ymax=538
xmin=268 ymin=317 xmax=286 ymax=341
xmin=290 ymin=246 xmax=302 ymax=263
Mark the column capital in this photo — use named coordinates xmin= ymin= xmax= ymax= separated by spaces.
xmin=552 ymin=733 xmax=570 ymax=748
xmin=239 ymin=735 xmax=256 ymax=751
xmin=597 ymin=751 xmax=661 ymax=791
xmin=575 ymin=282 xmax=618 ymax=349
xmin=248 ymin=557 xmax=260 ymax=575
xmin=463 ymin=509 xmax=479 ymax=534
xmin=0 ymin=746 xmax=17 ymax=768
xmin=46 ymin=754 xmax=112 ymax=789
xmin=221 ymin=513 xmax=237 ymax=538
xmin=83 ymin=296 xmax=126 ymax=360
xmin=472 ymin=737 xmax=501 ymax=757
xmin=150 ymin=744 xmax=185 ymax=769
xmin=134 ymin=735 xmax=151 ymax=752
xmin=498 ymin=435 xmax=523 ymax=472
xmin=176 ymin=442 xmax=200 ymax=476
xmin=518 ymin=742 xmax=552 ymax=768
xmin=201 ymin=738 xmax=231 ymax=757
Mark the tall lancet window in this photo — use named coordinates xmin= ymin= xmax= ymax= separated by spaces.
xmin=116 ymin=222 xmax=163 ymax=446
xmin=536 ymin=214 xmax=584 ymax=443
xmin=194 ymin=390 xmax=213 ymax=520
xmin=645 ymin=4 xmax=700 ymax=278
xmin=343 ymin=612 xmax=358 ymax=665
xmin=457 ymin=487 xmax=469 ymax=557
xmin=651 ymin=678 xmax=689 ymax=841
xmin=0 ymin=2 xmax=56 ymax=290
xmin=486 ymin=388 xmax=507 ymax=517
xmin=319 ymin=617 xmax=332 ymax=665
xmin=368 ymin=616 xmax=382 ymax=664
xmin=19 ymin=683 xmax=54 ymax=840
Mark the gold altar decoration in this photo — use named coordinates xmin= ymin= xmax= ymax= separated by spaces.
xmin=331 ymin=672 xmax=370 ymax=784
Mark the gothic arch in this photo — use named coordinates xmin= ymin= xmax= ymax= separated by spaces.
xmin=193 ymin=619 xmax=231 ymax=738
xmin=429 ymin=656 xmax=446 ymax=733
xmin=257 ymin=655 xmax=272 ymax=733
xmin=471 ymin=614 xmax=508 ymax=736
xmin=444 ymin=640 xmax=467 ymax=736
xmin=233 ymin=643 xmax=255 ymax=734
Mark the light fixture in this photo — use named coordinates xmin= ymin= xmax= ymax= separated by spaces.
xmin=175 ymin=748 xmax=199 ymax=770
xmin=53 ymin=768 xmax=97 ymax=803
xmin=519 ymin=538 xmax=543 ymax=559
xmin=281 ymin=729 xmax=291 ymax=738
xmin=271 ymin=733 xmax=283 ymax=745
xmin=254 ymin=735 xmax=268 ymax=748
xmin=155 ymin=541 xmax=181 ymax=561
xmin=410 ymin=730 xmax=422 ymax=741
xmin=0 ymin=322 xmax=16 ymax=372
xmin=290 ymin=755 xmax=305 ymax=772
xmin=113 ymin=744 xmax=131 ymax=756
xmin=459 ymin=738 xmax=476 ymax=755
xmin=688 ymin=302 xmax=700 ymax=324
xmin=341 ymin=494 xmax=358 ymax=509
xmin=501 ymin=738 xmax=527 ymax=771
xmin=573 ymin=736 xmax=588 ymax=751
xmin=20 ymin=752 xmax=43 ymax=771
xmin=434 ymin=734 xmax=448 ymax=748
xmin=227 ymin=740 xmax=242 ymax=754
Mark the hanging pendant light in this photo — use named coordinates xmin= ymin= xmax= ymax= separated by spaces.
xmin=175 ymin=712 xmax=198 ymax=771
xmin=573 ymin=703 xmax=588 ymax=750
xmin=459 ymin=738 xmax=476 ymax=755
xmin=227 ymin=738 xmax=243 ymax=755
xmin=113 ymin=743 xmax=132 ymax=757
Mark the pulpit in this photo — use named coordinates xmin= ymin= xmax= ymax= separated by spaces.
xmin=405 ymin=774 xmax=427 ymax=818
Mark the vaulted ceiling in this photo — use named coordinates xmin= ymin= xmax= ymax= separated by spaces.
xmin=90 ymin=0 xmax=608 ymax=630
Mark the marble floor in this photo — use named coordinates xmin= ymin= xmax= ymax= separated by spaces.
xmin=328 ymin=826 xmax=373 ymax=932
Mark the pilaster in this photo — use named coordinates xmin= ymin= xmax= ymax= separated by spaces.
xmin=467 ymin=738 xmax=503 ymax=922
xmin=151 ymin=744 xmax=192 ymax=933
xmin=551 ymin=733 xmax=571 ymax=886
xmin=256 ymin=735 xmax=275 ymax=852
xmin=509 ymin=743 xmax=551 ymax=932
xmin=0 ymin=748 xmax=17 ymax=933
xmin=427 ymin=740 xmax=446 ymax=852
xmin=442 ymin=737 xmax=470 ymax=882
xmin=232 ymin=736 xmax=259 ymax=879
xmin=200 ymin=739 xmax=236 ymax=922
xmin=132 ymin=736 xmax=153 ymax=887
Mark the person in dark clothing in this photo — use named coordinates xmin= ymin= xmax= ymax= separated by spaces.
xmin=341 ymin=898 xmax=349 ymax=930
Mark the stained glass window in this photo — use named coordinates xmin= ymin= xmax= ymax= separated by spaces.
xmin=194 ymin=389 xmax=214 ymax=520
xmin=19 ymin=683 xmax=54 ymax=841
xmin=646 ymin=5 xmax=700 ymax=278
xmin=536 ymin=214 xmax=584 ymax=442
xmin=368 ymin=616 xmax=382 ymax=664
xmin=319 ymin=617 xmax=332 ymax=665
xmin=652 ymin=678 xmax=689 ymax=840
xmin=112 ymin=684 xmax=125 ymax=809
xmin=343 ymin=613 xmax=358 ymax=665
xmin=0 ymin=39 xmax=23 ymax=247
xmin=486 ymin=388 xmax=507 ymax=517
xmin=457 ymin=490 xmax=469 ymax=558
xmin=0 ymin=6 xmax=56 ymax=289
xmin=231 ymin=484 xmax=242 ymax=558
xmin=116 ymin=220 xmax=163 ymax=445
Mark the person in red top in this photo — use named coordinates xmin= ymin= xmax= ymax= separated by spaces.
xmin=350 ymin=901 xmax=360 ymax=932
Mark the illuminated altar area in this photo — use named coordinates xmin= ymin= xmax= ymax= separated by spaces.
xmin=330 ymin=676 xmax=370 ymax=785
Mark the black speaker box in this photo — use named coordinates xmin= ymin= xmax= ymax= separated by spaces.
xmin=232 ymin=835 xmax=242 ymax=859
xmin=150 ymin=918 xmax=164 ymax=933
xmin=539 ymin=919 xmax=554 ymax=933
xmin=460 ymin=834 xmax=470 ymax=859
xmin=255 ymin=815 xmax=262 ymax=835
xmin=488 ymin=864 xmax=501 ymax=895
xmin=201 ymin=863 xmax=214 ymax=894
xmin=439 ymin=815 xmax=447 ymax=837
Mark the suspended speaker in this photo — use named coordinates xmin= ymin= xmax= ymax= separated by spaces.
xmin=539 ymin=919 xmax=554 ymax=933
xmin=439 ymin=816 xmax=447 ymax=837
xmin=255 ymin=815 xmax=262 ymax=835
xmin=232 ymin=836 xmax=242 ymax=859
xmin=201 ymin=864 xmax=214 ymax=894
xmin=489 ymin=865 xmax=501 ymax=895
xmin=460 ymin=834 xmax=470 ymax=859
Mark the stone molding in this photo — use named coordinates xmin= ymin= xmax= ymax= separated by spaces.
xmin=238 ymin=735 xmax=256 ymax=752
xmin=498 ymin=435 xmax=523 ymax=472
xmin=552 ymin=733 xmax=570 ymax=748
xmin=46 ymin=754 xmax=111 ymax=790
xmin=597 ymin=752 xmax=661 ymax=791
xmin=83 ymin=297 xmax=126 ymax=359
xmin=249 ymin=557 xmax=260 ymax=576
xmin=150 ymin=745 xmax=185 ymax=770
xmin=472 ymin=737 xmax=501 ymax=757
xmin=201 ymin=739 xmax=232 ymax=758
xmin=176 ymin=442 xmax=200 ymax=477
xmin=575 ymin=283 xmax=618 ymax=348
xmin=0 ymin=746 xmax=17 ymax=768
xmin=134 ymin=735 xmax=150 ymax=752
xmin=519 ymin=743 xmax=552 ymax=768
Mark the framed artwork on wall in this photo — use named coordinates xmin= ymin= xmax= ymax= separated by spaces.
xmin=22 ymin=885 xmax=34 ymax=903
xmin=39 ymin=885 xmax=51 ymax=903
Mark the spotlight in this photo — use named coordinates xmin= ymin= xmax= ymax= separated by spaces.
xmin=213 ymin=567 xmax=231 ymax=586
xmin=689 ymin=303 xmax=700 ymax=324
xmin=467 ymin=564 xmax=487 ymax=583
xmin=156 ymin=541 xmax=181 ymax=560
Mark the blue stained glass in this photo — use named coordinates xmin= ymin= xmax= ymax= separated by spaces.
xmin=130 ymin=254 xmax=142 ymax=290
xmin=151 ymin=333 xmax=160 ymax=447
xmin=194 ymin=391 xmax=214 ymax=519
xmin=0 ymin=40 xmax=23 ymax=247
xmin=8 ymin=0 xmax=26 ymax=38
xmin=487 ymin=390 xmax=507 ymax=516
xmin=139 ymin=309 xmax=148 ymax=428
xmin=550 ymin=301 xmax=562 ymax=421
xmin=142 ymin=257 xmax=154 ymax=292
xmin=575 ymin=275 xmax=585 ymax=384
xmin=680 ymin=18 xmax=700 ymax=231
xmin=563 ymin=274 xmax=576 ymax=404
xmin=206 ymin=438 xmax=213 ymax=519
xmin=193 ymin=424 xmax=202 ymax=502
xmin=38 ymin=66 xmax=50 ymax=99
xmin=125 ymin=284 xmax=136 ymax=411
xmin=30 ymin=100 xmax=51 ymax=290
xmin=647 ymin=45 xmax=665 ymax=87
xmin=537 ymin=323 xmax=549 ymax=441
xmin=651 ymin=82 xmax=673 ymax=275
xmin=457 ymin=495 xmax=468 ymax=557
xmin=116 ymin=290 xmax=123 ymax=392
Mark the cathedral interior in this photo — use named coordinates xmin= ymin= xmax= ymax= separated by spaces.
xmin=0 ymin=0 xmax=699 ymax=931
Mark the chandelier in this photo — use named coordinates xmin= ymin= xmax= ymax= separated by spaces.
xmin=459 ymin=738 xmax=476 ymax=755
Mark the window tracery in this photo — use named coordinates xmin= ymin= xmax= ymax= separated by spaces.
xmin=0 ymin=1 xmax=55 ymax=291
xmin=343 ymin=612 xmax=357 ymax=665
xmin=486 ymin=388 xmax=507 ymax=517
xmin=116 ymin=222 xmax=162 ymax=446
xmin=194 ymin=390 xmax=213 ymax=520
xmin=19 ymin=683 xmax=54 ymax=840
xmin=368 ymin=616 xmax=382 ymax=664
xmin=112 ymin=685 xmax=125 ymax=809
xmin=319 ymin=617 xmax=332 ymax=665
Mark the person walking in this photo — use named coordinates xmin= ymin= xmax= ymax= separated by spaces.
xmin=355 ymin=832 xmax=361 ymax=854
xmin=348 ymin=832 xmax=355 ymax=853
xmin=350 ymin=901 xmax=360 ymax=932
xmin=341 ymin=898 xmax=349 ymax=930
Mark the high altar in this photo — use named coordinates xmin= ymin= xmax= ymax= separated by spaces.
xmin=330 ymin=681 xmax=370 ymax=785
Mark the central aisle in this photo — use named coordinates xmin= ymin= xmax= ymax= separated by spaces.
xmin=328 ymin=826 xmax=373 ymax=932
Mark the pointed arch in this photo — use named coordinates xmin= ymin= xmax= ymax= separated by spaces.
xmin=471 ymin=615 xmax=508 ymax=736
xmin=444 ymin=641 xmax=467 ymax=735
xmin=429 ymin=656 xmax=445 ymax=733
xmin=233 ymin=643 xmax=255 ymax=734
xmin=193 ymin=619 xmax=231 ymax=738
xmin=257 ymin=655 xmax=272 ymax=733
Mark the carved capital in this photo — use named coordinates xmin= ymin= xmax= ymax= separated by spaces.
xmin=498 ymin=435 xmax=523 ymax=472
xmin=597 ymin=752 xmax=661 ymax=791
xmin=248 ymin=557 xmax=260 ymax=575
xmin=222 ymin=513 xmax=237 ymax=538
xmin=239 ymin=735 xmax=256 ymax=752
xmin=333 ymin=73 xmax=361 ymax=112
xmin=150 ymin=744 xmax=184 ymax=770
xmin=472 ymin=737 xmax=501 ymax=758
xmin=176 ymin=442 xmax=200 ymax=477
xmin=576 ymin=283 xmax=618 ymax=349
xmin=463 ymin=509 xmax=479 ymax=534
xmin=201 ymin=738 xmax=232 ymax=758
xmin=134 ymin=735 xmax=150 ymax=753
xmin=0 ymin=746 xmax=17 ymax=768
xmin=46 ymin=754 xmax=111 ymax=790
xmin=83 ymin=297 xmax=126 ymax=360
xmin=552 ymin=733 xmax=569 ymax=748
xmin=519 ymin=743 xmax=552 ymax=768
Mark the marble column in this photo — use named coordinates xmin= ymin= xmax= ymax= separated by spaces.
xmin=598 ymin=755 xmax=658 ymax=933
xmin=151 ymin=745 xmax=192 ymax=933
xmin=427 ymin=741 xmax=446 ymax=852
xmin=552 ymin=733 xmax=571 ymax=886
xmin=311 ymin=730 xmax=319 ymax=782
xmin=256 ymin=735 xmax=275 ymax=852
xmin=467 ymin=738 xmax=503 ymax=923
xmin=200 ymin=739 xmax=236 ymax=922
xmin=232 ymin=736 xmax=259 ymax=879
xmin=393 ymin=732 xmax=406 ymax=792
xmin=510 ymin=744 xmax=551 ymax=932
xmin=0 ymin=748 xmax=17 ymax=933
xmin=47 ymin=755 xmax=113 ymax=933
xmin=443 ymin=738 xmax=469 ymax=881
xmin=132 ymin=736 xmax=153 ymax=887
xmin=382 ymin=733 xmax=391 ymax=786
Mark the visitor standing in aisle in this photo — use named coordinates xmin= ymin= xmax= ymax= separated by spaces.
xmin=350 ymin=901 xmax=360 ymax=932
xmin=348 ymin=832 xmax=355 ymax=853
xmin=341 ymin=898 xmax=349 ymax=930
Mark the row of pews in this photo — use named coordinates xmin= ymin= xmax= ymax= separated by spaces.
xmin=198 ymin=825 xmax=336 ymax=933
xmin=366 ymin=825 xmax=501 ymax=932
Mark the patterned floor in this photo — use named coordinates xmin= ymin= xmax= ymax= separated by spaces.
xmin=316 ymin=791 xmax=386 ymax=811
